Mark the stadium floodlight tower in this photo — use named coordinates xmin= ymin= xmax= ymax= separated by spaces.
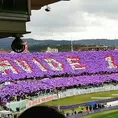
xmin=0 ymin=0 xmax=70 ymax=53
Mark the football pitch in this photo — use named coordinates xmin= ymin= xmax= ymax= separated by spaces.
xmin=46 ymin=90 xmax=118 ymax=106
xmin=80 ymin=109 xmax=118 ymax=118
xmin=44 ymin=90 xmax=118 ymax=117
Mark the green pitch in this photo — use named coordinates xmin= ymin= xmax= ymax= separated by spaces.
xmin=80 ymin=109 xmax=118 ymax=118
xmin=46 ymin=90 xmax=118 ymax=106
xmin=43 ymin=90 xmax=118 ymax=115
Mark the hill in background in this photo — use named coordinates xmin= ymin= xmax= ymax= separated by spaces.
xmin=0 ymin=38 xmax=118 ymax=52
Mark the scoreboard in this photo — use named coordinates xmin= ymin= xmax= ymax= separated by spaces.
xmin=0 ymin=0 xmax=31 ymax=38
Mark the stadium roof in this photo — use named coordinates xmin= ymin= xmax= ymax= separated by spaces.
xmin=31 ymin=0 xmax=68 ymax=10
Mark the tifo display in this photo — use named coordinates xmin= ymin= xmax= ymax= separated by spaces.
xmin=0 ymin=50 xmax=118 ymax=106
xmin=0 ymin=50 xmax=118 ymax=81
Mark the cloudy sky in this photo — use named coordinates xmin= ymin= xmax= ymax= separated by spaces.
xmin=25 ymin=0 xmax=118 ymax=40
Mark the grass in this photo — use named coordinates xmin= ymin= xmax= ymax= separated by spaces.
xmin=46 ymin=90 xmax=118 ymax=106
xmin=80 ymin=109 xmax=118 ymax=118
xmin=42 ymin=90 xmax=118 ymax=115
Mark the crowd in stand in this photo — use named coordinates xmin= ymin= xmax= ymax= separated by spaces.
xmin=0 ymin=50 xmax=118 ymax=104
xmin=0 ymin=73 xmax=118 ymax=104
xmin=0 ymin=50 xmax=118 ymax=82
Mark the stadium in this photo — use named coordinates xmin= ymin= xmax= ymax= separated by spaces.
xmin=0 ymin=49 xmax=118 ymax=118
xmin=0 ymin=0 xmax=118 ymax=118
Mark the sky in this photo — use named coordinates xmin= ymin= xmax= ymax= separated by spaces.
xmin=25 ymin=0 xmax=118 ymax=40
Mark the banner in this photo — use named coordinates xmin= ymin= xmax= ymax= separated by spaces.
xmin=26 ymin=94 xmax=58 ymax=108
xmin=0 ymin=50 xmax=118 ymax=80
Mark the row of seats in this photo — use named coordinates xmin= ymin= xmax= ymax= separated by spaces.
xmin=0 ymin=74 xmax=118 ymax=103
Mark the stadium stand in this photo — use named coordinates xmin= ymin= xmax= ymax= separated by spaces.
xmin=0 ymin=74 xmax=118 ymax=103
xmin=0 ymin=50 xmax=118 ymax=112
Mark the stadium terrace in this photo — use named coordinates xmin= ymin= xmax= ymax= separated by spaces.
xmin=0 ymin=50 xmax=118 ymax=81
